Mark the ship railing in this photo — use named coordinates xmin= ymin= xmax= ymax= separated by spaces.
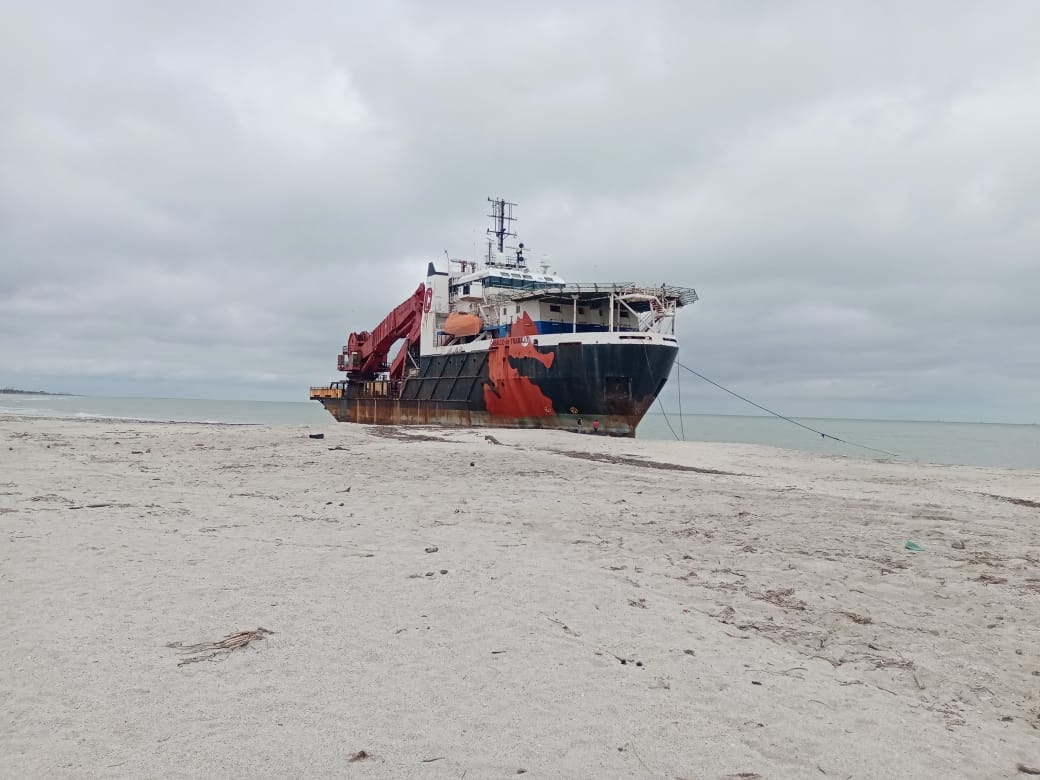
xmin=506 ymin=283 xmax=697 ymax=335
xmin=532 ymin=282 xmax=698 ymax=305
xmin=347 ymin=380 xmax=394 ymax=399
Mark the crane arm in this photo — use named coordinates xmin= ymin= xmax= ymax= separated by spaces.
xmin=337 ymin=284 xmax=426 ymax=380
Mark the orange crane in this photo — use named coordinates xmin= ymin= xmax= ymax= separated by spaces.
xmin=337 ymin=283 xmax=426 ymax=382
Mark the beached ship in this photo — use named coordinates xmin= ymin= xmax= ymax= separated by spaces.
xmin=310 ymin=198 xmax=697 ymax=436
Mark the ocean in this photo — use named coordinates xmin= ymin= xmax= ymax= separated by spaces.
xmin=2 ymin=393 xmax=1038 ymax=471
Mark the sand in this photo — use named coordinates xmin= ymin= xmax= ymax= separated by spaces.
xmin=1 ymin=416 xmax=1038 ymax=779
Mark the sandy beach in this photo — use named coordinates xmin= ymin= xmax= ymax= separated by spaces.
xmin=1 ymin=417 xmax=1038 ymax=779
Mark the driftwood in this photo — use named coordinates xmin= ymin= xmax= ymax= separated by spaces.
xmin=167 ymin=627 xmax=274 ymax=666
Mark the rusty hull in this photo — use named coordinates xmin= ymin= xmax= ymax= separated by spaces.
xmin=315 ymin=396 xmax=646 ymax=437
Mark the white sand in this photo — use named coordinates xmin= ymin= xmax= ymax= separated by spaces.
xmin=1 ymin=417 xmax=1038 ymax=779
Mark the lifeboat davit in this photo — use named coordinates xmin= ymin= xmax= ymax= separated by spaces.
xmin=444 ymin=312 xmax=483 ymax=337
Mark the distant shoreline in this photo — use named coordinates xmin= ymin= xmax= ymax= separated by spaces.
xmin=0 ymin=389 xmax=74 ymax=396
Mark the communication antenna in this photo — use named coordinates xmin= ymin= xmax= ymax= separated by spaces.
xmin=486 ymin=197 xmax=517 ymax=264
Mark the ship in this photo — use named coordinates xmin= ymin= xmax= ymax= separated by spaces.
xmin=310 ymin=198 xmax=698 ymax=436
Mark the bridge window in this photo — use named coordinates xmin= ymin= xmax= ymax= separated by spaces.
xmin=549 ymin=305 xmax=562 ymax=313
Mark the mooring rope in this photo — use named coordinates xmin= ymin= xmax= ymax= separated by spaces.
xmin=644 ymin=345 xmax=681 ymax=440
xmin=676 ymin=358 xmax=686 ymax=441
xmin=674 ymin=360 xmax=901 ymax=458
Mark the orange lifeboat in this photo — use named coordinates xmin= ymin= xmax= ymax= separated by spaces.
xmin=444 ymin=312 xmax=483 ymax=337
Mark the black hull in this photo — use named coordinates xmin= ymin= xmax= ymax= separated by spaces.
xmin=315 ymin=341 xmax=677 ymax=437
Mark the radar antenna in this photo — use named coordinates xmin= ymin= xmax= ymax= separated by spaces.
xmin=486 ymin=197 xmax=520 ymax=266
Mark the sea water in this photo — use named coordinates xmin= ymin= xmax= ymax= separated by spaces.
xmin=638 ymin=413 xmax=1040 ymax=471
xmin=0 ymin=394 xmax=330 ymax=427
xmin=2 ymin=394 xmax=1038 ymax=471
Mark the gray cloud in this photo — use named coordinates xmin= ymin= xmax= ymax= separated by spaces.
xmin=2 ymin=1 xmax=1039 ymax=421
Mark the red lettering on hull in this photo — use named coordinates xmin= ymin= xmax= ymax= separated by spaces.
xmin=483 ymin=313 xmax=556 ymax=418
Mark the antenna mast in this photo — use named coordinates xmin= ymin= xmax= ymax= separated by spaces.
xmin=486 ymin=197 xmax=519 ymax=266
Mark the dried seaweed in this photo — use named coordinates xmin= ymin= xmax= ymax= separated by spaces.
xmin=167 ymin=627 xmax=274 ymax=666
xmin=557 ymin=450 xmax=741 ymax=475
xmin=984 ymin=493 xmax=1040 ymax=509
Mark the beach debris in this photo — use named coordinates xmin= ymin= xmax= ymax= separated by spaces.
xmin=985 ymin=493 xmax=1040 ymax=509
xmin=628 ymin=598 xmax=648 ymax=609
xmin=715 ymin=605 xmax=737 ymax=623
xmin=951 ymin=539 xmax=966 ymax=549
xmin=546 ymin=616 xmax=579 ymax=636
xmin=839 ymin=610 xmax=873 ymax=625
xmin=425 ymin=546 xmax=438 ymax=553
xmin=31 ymin=493 xmax=72 ymax=503
xmin=420 ymin=757 xmax=446 ymax=763
xmin=348 ymin=750 xmax=370 ymax=762
xmin=609 ymin=652 xmax=643 ymax=667
xmin=1017 ymin=764 xmax=1040 ymax=776
xmin=557 ymin=449 xmax=739 ymax=475
xmin=484 ymin=434 xmax=502 ymax=445
xmin=440 ymin=569 xmax=448 ymax=574
xmin=308 ymin=433 xmax=325 ymax=439
xmin=975 ymin=573 xmax=1008 ymax=585
xmin=904 ymin=541 xmax=924 ymax=552
xmin=758 ymin=587 xmax=807 ymax=611
xmin=167 ymin=627 xmax=273 ymax=666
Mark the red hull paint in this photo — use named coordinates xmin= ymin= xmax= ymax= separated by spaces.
xmin=483 ymin=314 xmax=556 ymax=418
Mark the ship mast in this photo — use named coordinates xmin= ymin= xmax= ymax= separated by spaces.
xmin=486 ymin=197 xmax=524 ymax=268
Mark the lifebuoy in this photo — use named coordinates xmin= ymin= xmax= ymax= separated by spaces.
xmin=423 ymin=287 xmax=433 ymax=313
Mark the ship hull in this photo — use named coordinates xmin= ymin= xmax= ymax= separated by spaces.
xmin=315 ymin=340 xmax=677 ymax=437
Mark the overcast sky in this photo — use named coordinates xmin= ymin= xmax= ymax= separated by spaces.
xmin=2 ymin=1 xmax=1038 ymax=422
